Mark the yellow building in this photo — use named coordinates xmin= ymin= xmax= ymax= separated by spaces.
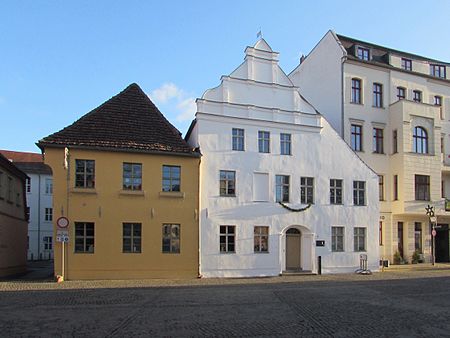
xmin=38 ymin=83 xmax=200 ymax=280
xmin=0 ymin=153 xmax=28 ymax=277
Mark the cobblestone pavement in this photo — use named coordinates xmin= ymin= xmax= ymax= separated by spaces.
xmin=1 ymin=268 xmax=450 ymax=337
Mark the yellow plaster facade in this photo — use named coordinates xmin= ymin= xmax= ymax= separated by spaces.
xmin=44 ymin=147 xmax=200 ymax=280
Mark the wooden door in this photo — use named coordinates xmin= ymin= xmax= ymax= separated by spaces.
xmin=286 ymin=229 xmax=301 ymax=270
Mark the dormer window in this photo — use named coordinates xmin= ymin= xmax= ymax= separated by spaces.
xmin=430 ymin=64 xmax=446 ymax=79
xmin=357 ymin=47 xmax=370 ymax=61
xmin=401 ymin=58 xmax=412 ymax=71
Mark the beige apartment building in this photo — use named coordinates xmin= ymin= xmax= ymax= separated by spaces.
xmin=290 ymin=31 xmax=450 ymax=264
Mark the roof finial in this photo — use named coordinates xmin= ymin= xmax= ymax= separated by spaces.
xmin=256 ymin=28 xmax=262 ymax=39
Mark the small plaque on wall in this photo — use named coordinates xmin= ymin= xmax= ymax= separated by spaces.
xmin=316 ymin=240 xmax=325 ymax=247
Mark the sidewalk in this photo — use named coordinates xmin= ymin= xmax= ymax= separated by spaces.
xmin=385 ymin=262 xmax=450 ymax=271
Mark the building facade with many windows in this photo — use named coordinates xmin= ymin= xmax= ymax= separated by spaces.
xmin=0 ymin=150 xmax=53 ymax=261
xmin=290 ymin=30 xmax=450 ymax=264
xmin=186 ymin=39 xmax=379 ymax=277
xmin=38 ymin=83 xmax=200 ymax=279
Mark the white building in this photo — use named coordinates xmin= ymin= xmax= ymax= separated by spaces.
xmin=186 ymin=39 xmax=379 ymax=277
xmin=290 ymin=31 xmax=450 ymax=264
xmin=0 ymin=150 xmax=53 ymax=260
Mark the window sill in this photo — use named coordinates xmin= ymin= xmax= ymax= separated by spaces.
xmin=354 ymin=205 xmax=367 ymax=207
xmin=119 ymin=190 xmax=145 ymax=196
xmin=350 ymin=102 xmax=363 ymax=105
xmin=159 ymin=191 xmax=185 ymax=198
xmin=372 ymin=152 xmax=386 ymax=155
xmin=220 ymin=194 xmax=236 ymax=198
xmin=254 ymin=251 xmax=270 ymax=254
xmin=220 ymin=252 xmax=235 ymax=254
xmin=71 ymin=188 xmax=97 ymax=194
xmin=372 ymin=106 xmax=385 ymax=109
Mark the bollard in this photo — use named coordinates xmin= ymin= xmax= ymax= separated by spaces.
xmin=318 ymin=256 xmax=322 ymax=275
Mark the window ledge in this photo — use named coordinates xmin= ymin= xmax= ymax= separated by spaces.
xmin=220 ymin=194 xmax=236 ymax=198
xmin=120 ymin=190 xmax=145 ymax=196
xmin=71 ymin=188 xmax=97 ymax=194
xmin=372 ymin=152 xmax=386 ymax=155
xmin=350 ymin=102 xmax=363 ymax=105
xmin=159 ymin=191 xmax=185 ymax=198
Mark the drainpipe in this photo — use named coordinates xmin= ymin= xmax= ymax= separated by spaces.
xmin=37 ymin=174 xmax=41 ymax=260
xmin=340 ymin=55 xmax=347 ymax=137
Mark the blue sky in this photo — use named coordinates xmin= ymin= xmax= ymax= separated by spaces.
xmin=1 ymin=0 xmax=450 ymax=152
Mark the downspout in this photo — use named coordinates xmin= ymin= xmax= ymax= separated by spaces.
xmin=37 ymin=175 xmax=41 ymax=260
xmin=340 ymin=55 xmax=347 ymax=137
xmin=197 ymin=157 xmax=202 ymax=278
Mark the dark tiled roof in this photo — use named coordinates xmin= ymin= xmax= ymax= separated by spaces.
xmin=337 ymin=34 xmax=450 ymax=65
xmin=0 ymin=153 xmax=28 ymax=181
xmin=14 ymin=162 xmax=52 ymax=175
xmin=38 ymin=83 xmax=197 ymax=156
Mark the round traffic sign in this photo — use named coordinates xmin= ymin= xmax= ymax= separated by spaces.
xmin=432 ymin=229 xmax=437 ymax=237
xmin=57 ymin=216 xmax=69 ymax=228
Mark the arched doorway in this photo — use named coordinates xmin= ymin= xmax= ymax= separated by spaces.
xmin=286 ymin=228 xmax=301 ymax=270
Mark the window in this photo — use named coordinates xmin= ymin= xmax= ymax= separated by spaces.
xmin=44 ymin=208 xmax=52 ymax=222
xmin=351 ymin=124 xmax=362 ymax=151
xmin=357 ymin=47 xmax=369 ymax=61
xmin=220 ymin=225 xmax=235 ymax=253
xmin=43 ymin=236 xmax=52 ymax=251
xmin=7 ymin=176 xmax=13 ymax=202
xmin=397 ymin=87 xmax=406 ymax=100
xmin=254 ymin=226 xmax=269 ymax=253
xmin=353 ymin=181 xmax=366 ymax=206
xmin=280 ymin=133 xmax=291 ymax=155
xmin=393 ymin=130 xmax=398 ymax=154
xmin=415 ymin=175 xmax=430 ymax=201
xmin=331 ymin=226 xmax=344 ymax=252
xmin=378 ymin=175 xmax=384 ymax=201
xmin=123 ymin=223 xmax=141 ymax=253
xmin=354 ymin=227 xmax=366 ymax=252
xmin=16 ymin=190 xmax=21 ymax=206
xmin=300 ymin=177 xmax=314 ymax=204
xmin=442 ymin=180 xmax=445 ymax=198
xmin=435 ymin=96 xmax=443 ymax=119
xmin=162 ymin=224 xmax=180 ymax=253
xmin=275 ymin=175 xmax=289 ymax=202
xmin=75 ymin=222 xmax=95 ymax=253
xmin=393 ymin=175 xmax=398 ymax=200
xmin=330 ymin=179 xmax=343 ymax=205
xmin=232 ymin=128 xmax=245 ymax=151
xmin=75 ymin=160 xmax=95 ymax=188
xmin=441 ymin=136 xmax=445 ymax=154
xmin=123 ymin=163 xmax=142 ymax=191
xmin=26 ymin=178 xmax=31 ymax=193
xmin=430 ymin=64 xmax=446 ymax=78
xmin=258 ymin=131 xmax=270 ymax=153
xmin=162 ymin=165 xmax=181 ymax=192
xmin=414 ymin=222 xmax=422 ymax=253
xmin=220 ymin=170 xmax=236 ymax=196
xmin=379 ymin=222 xmax=383 ymax=246
xmin=45 ymin=178 xmax=53 ymax=194
xmin=413 ymin=90 xmax=422 ymax=103
xmin=373 ymin=128 xmax=384 ymax=154
xmin=351 ymin=78 xmax=362 ymax=104
xmin=401 ymin=58 xmax=412 ymax=71
xmin=373 ymin=83 xmax=383 ymax=108
xmin=253 ymin=172 xmax=269 ymax=201
xmin=413 ymin=127 xmax=428 ymax=154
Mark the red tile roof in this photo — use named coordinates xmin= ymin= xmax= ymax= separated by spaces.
xmin=0 ymin=150 xmax=43 ymax=163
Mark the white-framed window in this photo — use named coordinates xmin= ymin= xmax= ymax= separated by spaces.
xmin=430 ymin=64 xmax=446 ymax=78
xmin=354 ymin=227 xmax=366 ymax=252
xmin=353 ymin=181 xmax=366 ymax=206
xmin=44 ymin=207 xmax=52 ymax=222
xmin=280 ymin=133 xmax=291 ymax=155
xmin=413 ymin=127 xmax=428 ymax=154
xmin=258 ymin=131 xmax=270 ymax=153
xmin=123 ymin=223 xmax=142 ymax=253
xmin=162 ymin=165 xmax=181 ymax=192
xmin=275 ymin=175 xmax=289 ymax=202
xmin=373 ymin=83 xmax=383 ymax=108
xmin=220 ymin=225 xmax=235 ymax=253
xmin=75 ymin=160 xmax=95 ymax=188
xmin=351 ymin=78 xmax=362 ymax=104
xmin=162 ymin=223 xmax=180 ymax=253
xmin=373 ymin=128 xmax=384 ymax=154
xmin=26 ymin=177 xmax=31 ymax=193
xmin=45 ymin=178 xmax=53 ymax=194
xmin=123 ymin=163 xmax=142 ymax=191
xmin=232 ymin=128 xmax=245 ymax=151
xmin=413 ymin=90 xmax=422 ymax=103
xmin=357 ymin=47 xmax=369 ymax=61
xmin=254 ymin=226 xmax=269 ymax=253
xmin=351 ymin=124 xmax=362 ymax=151
xmin=331 ymin=226 xmax=344 ymax=252
xmin=220 ymin=170 xmax=236 ymax=196
xmin=401 ymin=58 xmax=412 ymax=71
xmin=300 ymin=177 xmax=314 ymax=204
xmin=415 ymin=175 xmax=430 ymax=201
xmin=75 ymin=222 xmax=95 ymax=253
xmin=43 ymin=236 xmax=52 ymax=251
xmin=330 ymin=179 xmax=343 ymax=204
xmin=397 ymin=87 xmax=406 ymax=100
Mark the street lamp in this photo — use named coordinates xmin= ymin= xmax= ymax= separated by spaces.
xmin=425 ymin=205 xmax=436 ymax=266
